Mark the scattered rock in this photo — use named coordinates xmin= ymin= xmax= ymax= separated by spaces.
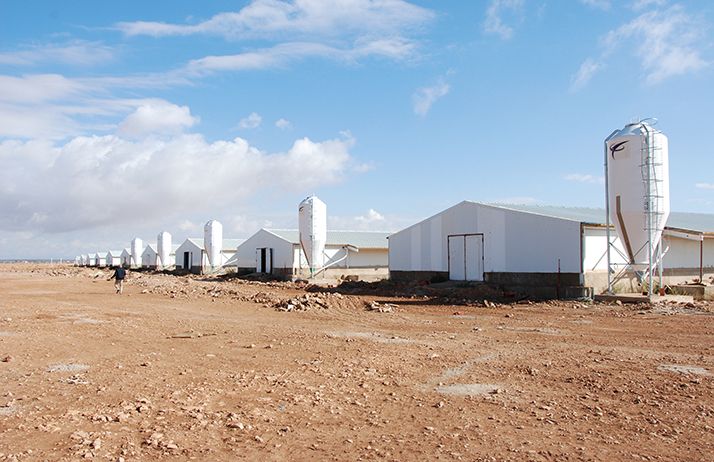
xmin=365 ymin=301 xmax=397 ymax=313
xmin=273 ymin=294 xmax=331 ymax=312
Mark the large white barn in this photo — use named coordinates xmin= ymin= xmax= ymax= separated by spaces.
xmin=388 ymin=201 xmax=714 ymax=295
xmin=230 ymin=229 xmax=389 ymax=279
xmin=174 ymin=238 xmax=243 ymax=274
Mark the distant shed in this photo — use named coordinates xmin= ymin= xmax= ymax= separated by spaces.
xmin=174 ymin=238 xmax=243 ymax=274
xmin=229 ymin=229 xmax=389 ymax=279
xmin=95 ymin=252 xmax=107 ymax=267
xmin=141 ymin=244 xmax=157 ymax=268
xmin=106 ymin=250 xmax=122 ymax=267
xmin=120 ymin=248 xmax=131 ymax=268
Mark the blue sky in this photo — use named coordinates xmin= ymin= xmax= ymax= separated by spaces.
xmin=0 ymin=0 xmax=712 ymax=259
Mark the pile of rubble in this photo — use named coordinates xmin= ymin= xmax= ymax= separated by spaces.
xmin=272 ymin=293 xmax=345 ymax=312
xmin=365 ymin=301 xmax=398 ymax=313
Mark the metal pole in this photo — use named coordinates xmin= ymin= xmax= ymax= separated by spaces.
xmin=658 ymin=240 xmax=663 ymax=292
xmin=643 ymin=123 xmax=653 ymax=297
xmin=701 ymin=238 xmax=705 ymax=284
xmin=604 ymin=135 xmax=614 ymax=294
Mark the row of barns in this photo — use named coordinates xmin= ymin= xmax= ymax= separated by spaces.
xmin=75 ymin=200 xmax=714 ymax=295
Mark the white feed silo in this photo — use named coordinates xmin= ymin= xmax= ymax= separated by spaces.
xmin=298 ymin=195 xmax=327 ymax=275
xmin=604 ymin=120 xmax=669 ymax=294
xmin=157 ymin=231 xmax=172 ymax=270
xmin=130 ymin=237 xmax=143 ymax=268
xmin=204 ymin=220 xmax=223 ymax=272
xmin=605 ymin=121 xmax=670 ymax=264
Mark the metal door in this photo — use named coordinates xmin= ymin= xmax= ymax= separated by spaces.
xmin=256 ymin=248 xmax=273 ymax=273
xmin=448 ymin=235 xmax=465 ymax=280
xmin=448 ymin=234 xmax=484 ymax=281
xmin=465 ymin=235 xmax=484 ymax=281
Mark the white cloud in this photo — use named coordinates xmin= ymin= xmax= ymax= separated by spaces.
xmin=116 ymin=1 xmax=433 ymax=77
xmin=565 ymin=173 xmax=605 ymax=184
xmin=0 ymin=41 xmax=115 ymax=67
xmin=0 ymin=74 xmax=85 ymax=105
xmin=570 ymin=58 xmax=603 ymax=92
xmin=186 ymin=39 xmax=418 ymax=76
xmin=413 ymin=79 xmax=450 ymax=116
xmin=491 ymin=196 xmax=541 ymax=205
xmin=0 ymin=74 xmax=196 ymax=140
xmin=178 ymin=220 xmax=199 ymax=232
xmin=580 ymin=0 xmax=611 ymax=10
xmin=328 ymin=208 xmax=403 ymax=232
xmin=116 ymin=0 xmax=434 ymax=40
xmin=631 ymin=0 xmax=667 ymax=11
xmin=118 ymin=100 xmax=198 ymax=138
xmin=696 ymin=183 xmax=714 ymax=190
xmin=603 ymin=5 xmax=708 ymax=84
xmin=238 ymin=112 xmax=262 ymax=129
xmin=357 ymin=209 xmax=385 ymax=224
xmin=275 ymin=118 xmax=292 ymax=130
xmin=0 ymin=131 xmax=355 ymax=234
xmin=483 ymin=0 xmax=524 ymax=40
xmin=574 ymin=4 xmax=708 ymax=88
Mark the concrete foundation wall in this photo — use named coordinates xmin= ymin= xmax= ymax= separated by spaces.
xmin=389 ymin=270 xmax=449 ymax=282
xmin=485 ymin=272 xmax=581 ymax=287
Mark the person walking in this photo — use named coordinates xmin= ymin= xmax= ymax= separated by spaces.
xmin=108 ymin=266 xmax=127 ymax=294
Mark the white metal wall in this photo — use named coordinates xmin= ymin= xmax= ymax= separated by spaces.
xmin=141 ymin=248 xmax=157 ymax=267
xmin=232 ymin=230 xmax=294 ymax=270
xmin=106 ymin=254 xmax=122 ymax=267
xmin=292 ymin=245 xmax=388 ymax=270
xmin=120 ymin=250 xmax=131 ymax=267
xmin=175 ymin=240 xmax=203 ymax=269
xmin=583 ymin=226 xmax=713 ymax=271
xmin=389 ymin=201 xmax=582 ymax=274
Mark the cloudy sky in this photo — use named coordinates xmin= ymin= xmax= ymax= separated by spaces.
xmin=1 ymin=0 xmax=712 ymax=259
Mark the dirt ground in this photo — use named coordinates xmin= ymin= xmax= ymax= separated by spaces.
xmin=0 ymin=264 xmax=713 ymax=462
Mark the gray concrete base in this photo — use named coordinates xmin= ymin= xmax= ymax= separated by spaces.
xmin=485 ymin=272 xmax=581 ymax=287
xmin=389 ymin=270 xmax=449 ymax=282
xmin=671 ymin=284 xmax=714 ymax=301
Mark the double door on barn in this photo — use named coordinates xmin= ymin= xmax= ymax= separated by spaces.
xmin=256 ymin=248 xmax=273 ymax=273
xmin=448 ymin=234 xmax=484 ymax=281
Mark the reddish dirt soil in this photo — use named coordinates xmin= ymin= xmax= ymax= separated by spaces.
xmin=1 ymin=264 xmax=713 ymax=461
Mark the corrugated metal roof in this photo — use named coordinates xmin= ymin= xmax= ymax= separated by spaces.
xmin=181 ymin=238 xmax=244 ymax=250
xmin=266 ymin=229 xmax=389 ymax=249
xmin=186 ymin=238 xmax=204 ymax=248
xmin=223 ymin=239 xmax=245 ymax=249
xmin=484 ymin=202 xmax=714 ymax=233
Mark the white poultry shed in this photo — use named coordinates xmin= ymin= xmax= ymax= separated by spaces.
xmin=229 ymin=229 xmax=389 ymax=279
xmin=174 ymin=238 xmax=243 ymax=274
xmin=120 ymin=248 xmax=131 ymax=268
xmin=141 ymin=244 xmax=157 ymax=268
xmin=95 ymin=252 xmax=107 ymax=267
xmin=106 ymin=250 xmax=122 ymax=267
xmin=388 ymin=201 xmax=714 ymax=295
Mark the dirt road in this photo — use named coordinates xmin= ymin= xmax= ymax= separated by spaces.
xmin=1 ymin=265 xmax=712 ymax=461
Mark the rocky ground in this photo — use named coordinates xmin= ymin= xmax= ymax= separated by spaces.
xmin=0 ymin=264 xmax=712 ymax=461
